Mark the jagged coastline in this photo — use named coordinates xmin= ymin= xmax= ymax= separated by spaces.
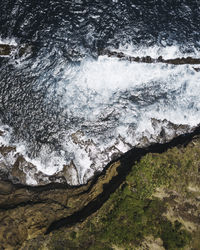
xmin=0 ymin=125 xmax=200 ymax=249
xmin=1 ymin=1 xmax=200 ymax=249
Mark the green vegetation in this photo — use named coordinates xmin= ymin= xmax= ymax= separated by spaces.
xmin=48 ymin=139 xmax=200 ymax=250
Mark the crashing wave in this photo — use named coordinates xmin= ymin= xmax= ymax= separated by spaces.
xmin=0 ymin=44 xmax=200 ymax=185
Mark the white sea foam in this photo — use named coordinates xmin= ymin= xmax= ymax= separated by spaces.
xmin=0 ymin=37 xmax=17 ymax=46
xmin=1 ymin=44 xmax=200 ymax=185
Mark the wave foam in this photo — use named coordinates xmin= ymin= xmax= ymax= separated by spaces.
xmin=1 ymin=44 xmax=200 ymax=185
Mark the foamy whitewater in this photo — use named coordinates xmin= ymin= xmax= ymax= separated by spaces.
xmin=1 ymin=0 xmax=200 ymax=185
xmin=0 ymin=42 xmax=200 ymax=185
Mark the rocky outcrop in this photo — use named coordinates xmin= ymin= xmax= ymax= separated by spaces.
xmin=100 ymin=49 xmax=200 ymax=66
xmin=20 ymin=132 xmax=200 ymax=250
xmin=0 ymin=44 xmax=32 ymax=57
xmin=0 ymin=160 xmax=120 ymax=249
xmin=0 ymin=126 xmax=200 ymax=249
xmin=136 ymin=118 xmax=192 ymax=147
xmin=0 ymin=119 xmax=194 ymax=187
xmin=0 ymin=44 xmax=15 ymax=56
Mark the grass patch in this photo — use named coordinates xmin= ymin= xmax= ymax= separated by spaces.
xmin=48 ymin=141 xmax=200 ymax=249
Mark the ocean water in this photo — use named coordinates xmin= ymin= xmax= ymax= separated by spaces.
xmin=0 ymin=0 xmax=200 ymax=185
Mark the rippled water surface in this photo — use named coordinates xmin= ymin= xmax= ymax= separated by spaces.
xmin=0 ymin=0 xmax=200 ymax=185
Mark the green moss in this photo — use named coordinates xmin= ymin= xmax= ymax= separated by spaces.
xmin=49 ymin=231 xmax=79 ymax=250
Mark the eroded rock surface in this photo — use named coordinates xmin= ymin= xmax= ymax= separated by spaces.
xmin=0 ymin=119 xmax=194 ymax=186
xmin=0 ymin=128 xmax=200 ymax=249
xmin=0 ymin=160 xmax=120 ymax=249
xmin=136 ymin=118 xmax=192 ymax=147
xmin=0 ymin=44 xmax=15 ymax=56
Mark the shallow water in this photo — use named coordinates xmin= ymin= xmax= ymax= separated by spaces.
xmin=0 ymin=0 xmax=200 ymax=185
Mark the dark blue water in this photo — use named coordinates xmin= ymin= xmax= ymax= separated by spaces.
xmin=1 ymin=1 xmax=200 ymax=55
xmin=0 ymin=0 xmax=200 ymax=184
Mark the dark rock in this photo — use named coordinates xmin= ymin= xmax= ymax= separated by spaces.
xmin=11 ymin=156 xmax=28 ymax=184
xmin=100 ymin=49 xmax=200 ymax=65
xmin=0 ymin=146 xmax=16 ymax=156
xmin=0 ymin=43 xmax=32 ymax=57
xmin=0 ymin=44 xmax=15 ymax=56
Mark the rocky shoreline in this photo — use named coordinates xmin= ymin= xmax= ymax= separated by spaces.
xmin=0 ymin=117 xmax=194 ymax=187
xmin=0 ymin=43 xmax=198 ymax=187
xmin=0 ymin=125 xmax=200 ymax=249
xmin=0 ymin=43 xmax=200 ymax=249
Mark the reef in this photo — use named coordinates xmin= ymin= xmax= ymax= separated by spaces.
xmin=0 ymin=126 xmax=200 ymax=249
xmin=100 ymin=49 xmax=200 ymax=67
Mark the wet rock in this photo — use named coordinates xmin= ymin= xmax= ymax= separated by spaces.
xmin=151 ymin=118 xmax=191 ymax=140
xmin=0 ymin=43 xmax=32 ymax=57
xmin=18 ymin=44 xmax=32 ymax=58
xmin=0 ymin=44 xmax=16 ymax=56
xmin=0 ymin=145 xmax=16 ymax=156
xmin=193 ymin=67 xmax=200 ymax=72
xmin=10 ymin=155 xmax=66 ymax=186
xmin=0 ymin=118 xmax=194 ymax=186
xmin=101 ymin=49 xmax=200 ymax=65
xmin=136 ymin=118 xmax=192 ymax=147
xmin=60 ymin=162 xmax=79 ymax=185
xmin=11 ymin=156 xmax=29 ymax=184
xmin=49 ymin=161 xmax=80 ymax=185
xmin=0 ymin=180 xmax=13 ymax=194
xmin=0 ymin=136 xmax=69 ymax=186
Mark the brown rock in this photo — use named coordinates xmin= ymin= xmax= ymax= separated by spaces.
xmin=0 ymin=146 xmax=16 ymax=156
xmin=11 ymin=156 xmax=27 ymax=184
xmin=0 ymin=160 xmax=120 ymax=249
xmin=0 ymin=181 xmax=13 ymax=194
xmin=0 ymin=43 xmax=32 ymax=57
xmin=0 ymin=44 xmax=16 ymax=56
